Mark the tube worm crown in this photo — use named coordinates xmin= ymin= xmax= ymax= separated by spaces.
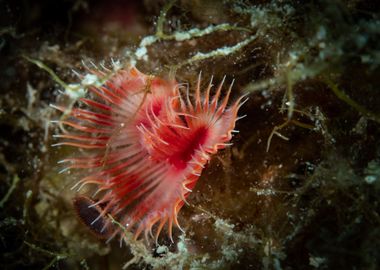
xmin=52 ymin=66 xmax=246 ymax=245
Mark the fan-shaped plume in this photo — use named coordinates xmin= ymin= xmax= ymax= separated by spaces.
xmin=52 ymin=66 xmax=246 ymax=245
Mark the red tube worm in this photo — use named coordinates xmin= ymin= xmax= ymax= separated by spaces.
xmin=52 ymin=66 xmax=245 ymax=245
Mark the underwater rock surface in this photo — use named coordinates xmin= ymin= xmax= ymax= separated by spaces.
xmin=0 ymin=0 xmax=379 ymax=269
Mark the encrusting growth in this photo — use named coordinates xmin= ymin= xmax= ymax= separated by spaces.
xmin=52 ymin=66 xmax=246 ymax=245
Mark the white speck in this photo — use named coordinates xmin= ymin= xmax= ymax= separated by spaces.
xmin=81 ymin=74 xmax=98 ymax=86
xmin=65 ymin=84 xmax=86 ymax=99
xmin=156 ymin=246 xmax=168 ymax=254
xmin=135 ymin=47 xmax=148 ymax=60
xmin=365 ymin=175 xmax=377 ymax=184
xmin=309 ymin=256 xmax=326 ymax=268
xmin=174 ymin=32 xmax=191 ymax=41
xmin=140 ymin=36 xmax=157 ymax=47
